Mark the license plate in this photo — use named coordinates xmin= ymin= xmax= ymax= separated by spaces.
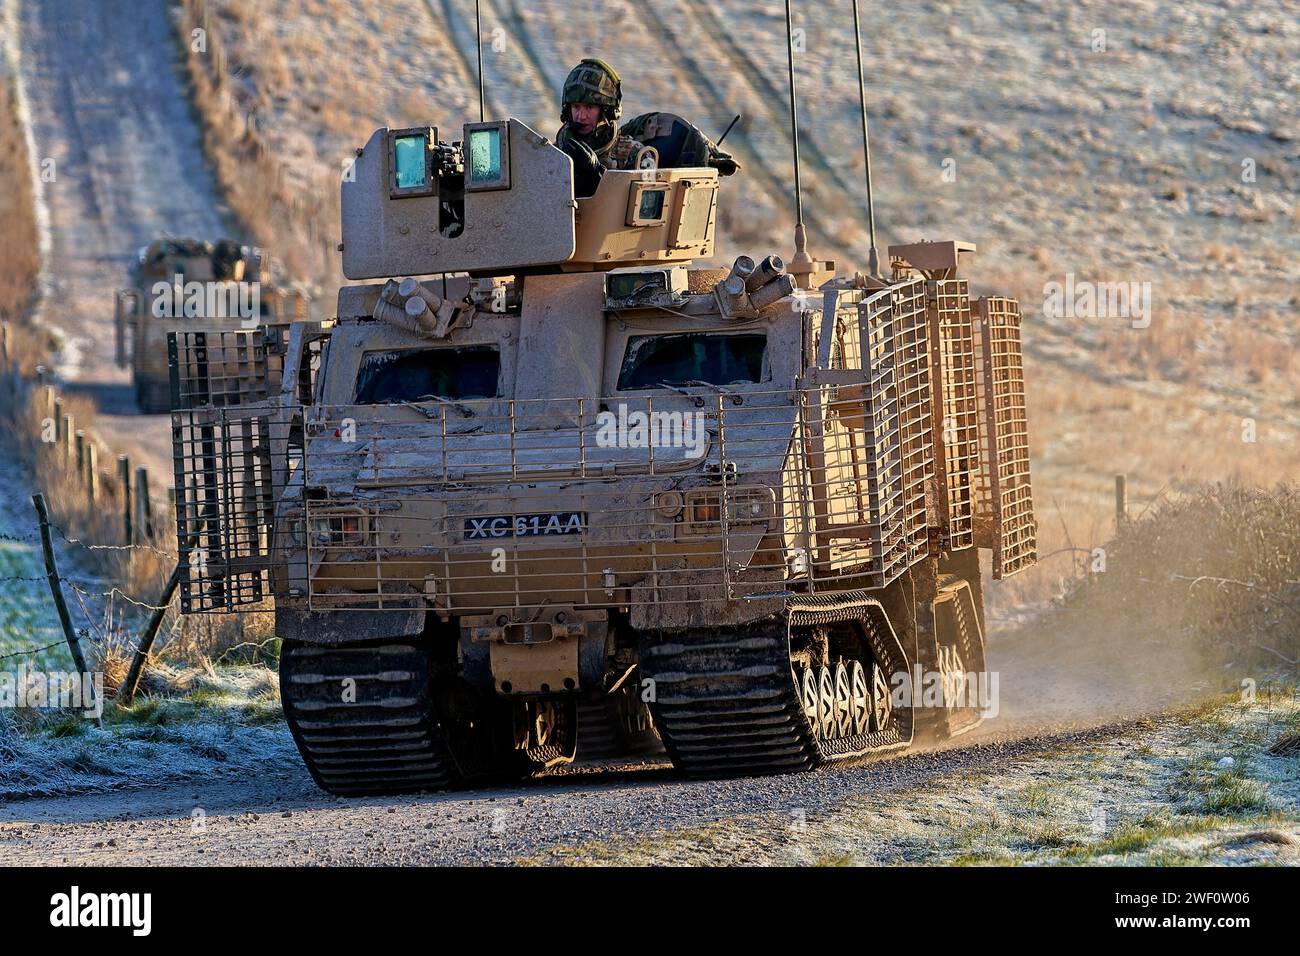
xmin=463 ymin=512 xmax=587 ymax=539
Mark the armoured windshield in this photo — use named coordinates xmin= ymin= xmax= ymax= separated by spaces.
xmin=617 ymin=333 xmax=767 ymax=391
xmin=354 ymin=346 xmax=500 ymax=403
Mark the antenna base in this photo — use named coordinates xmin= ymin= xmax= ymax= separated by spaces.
xmin=789 ymin=222 xmax=814 ymax=272
xmin=789 ymin=222 xmax=837 ymax=287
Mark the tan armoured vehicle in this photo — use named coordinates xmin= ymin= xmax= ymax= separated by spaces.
xmin=169 ymin=115 xmax=1037 ymax=795
xmin=116 ymin=237 xmax=308 ymax=412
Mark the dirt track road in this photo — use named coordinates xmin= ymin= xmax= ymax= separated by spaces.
xmin=0 ymin=585 xmax=1222 ymax=865
xmin=0 ymin=719 xmax=1142 ymax=866
xmin=14 ymin=0 xmax=229 ymax=479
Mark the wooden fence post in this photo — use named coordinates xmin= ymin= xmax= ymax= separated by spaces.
xmin=85 ymin=441 xmax=98 ymax=503
xmin=32 ymin=493 xmax=101 ymax=726
xmin=118 ymin=454 xmax=132 ymax=543
xmin=118 ymin=511 xmax=206 ymax=704
xmin=118 ymin=564 xmax=183 ymax=704
xmin=1115 ymin=474 xmax=1128 ymax=529
xmin=135 ymin=466 xmax=153 ymax=540
xmin=74 ymin=429 xmax=85 ymax=476
xmin=61 ymin=413 xmax=73 ymax=466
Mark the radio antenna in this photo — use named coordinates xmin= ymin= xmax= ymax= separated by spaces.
xmin=784 ymin=0 xmax=813 ymax=273
xmin=475 ymin=0 xmax=485 ymax=122
xmin=852 ymin=0 xmax=881 ymax=277
xmin=716 ymin=114 xmax=742 ymax=147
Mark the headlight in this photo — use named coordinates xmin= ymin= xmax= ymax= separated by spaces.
xmin=727 ymin=495 xmax=767 ymax=521
xmin=308 ymin=512 xmax=367 ymax=546
xmin=690 ymin=498 xmax=720 ymax=524
xmin=683 ymin=487 xmax=773 ymax=533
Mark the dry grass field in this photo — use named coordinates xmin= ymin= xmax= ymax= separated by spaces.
xmin=0 ymin=69 xmax=39 ymax=347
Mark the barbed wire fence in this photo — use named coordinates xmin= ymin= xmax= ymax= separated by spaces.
xmin=0 ymin=323 xmax=265 ymax=705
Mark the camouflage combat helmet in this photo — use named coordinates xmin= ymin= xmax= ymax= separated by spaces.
xmin=561 ymin=58 xmax=622 ymax=122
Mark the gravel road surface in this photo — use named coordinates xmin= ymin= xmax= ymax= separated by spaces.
xmin=0 ymin=719 xmax=1141 ymax=865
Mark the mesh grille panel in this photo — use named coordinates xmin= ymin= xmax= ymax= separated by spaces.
xmin=976 ymin=296 xmax=1037 ymax=579
xmin=855 ymin=289 xmax=910 ymax=585
xmin=172 ymin=407 xmax=276 ymax=611
xmin=798 ymin=289 xmax=912 ymax=589
xmin=891 ymin=278 xmax=934 ymax=564
xmin=928 ymin=279 xmax=978 ymax=551
xmin=169 ymin=329 xmax=271 ymax=410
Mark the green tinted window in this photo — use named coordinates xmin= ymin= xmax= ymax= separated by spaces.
xmin=607 ymin=271 xmax=666 ymax=301
xmin=469 ymin=128 xmax=502 ymax=184
xmin=394 ymin=134 xmax=427 ymax=188
xmin=638 ymin=189 xmax=666 ymax=220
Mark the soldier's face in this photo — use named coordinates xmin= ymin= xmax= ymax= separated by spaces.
xmin=569 ymin=102 xmax=601 ymax=135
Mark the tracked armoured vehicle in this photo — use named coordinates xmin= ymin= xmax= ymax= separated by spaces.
xmin=116 ymin=237 xmax=308 ymax=412
xmin=168 ymin=112 xmax=1038 ymax=795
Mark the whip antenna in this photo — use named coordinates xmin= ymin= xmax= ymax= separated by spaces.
xmin=716 ymin=113 xmax=742 ymax=147
xmin=852 ymin=0 xmax=881 ymax=277
xmin=784 ymin=0 xmax=813 ymax=272
xmin=475 ymin=0 xmax=485 ymax=121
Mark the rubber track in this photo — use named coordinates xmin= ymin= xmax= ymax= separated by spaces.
xmin=574 ymin=698 xmax=621 ymax=762
xmin=280 ymin=641 xmax=457 ymax=796
xmin=640 ymin=599 xmax=911 ymax=777
xmin=640 ymin=622 xmax=819 ymax=776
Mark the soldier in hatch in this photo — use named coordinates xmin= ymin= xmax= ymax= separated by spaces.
xmin=555 ymin=58 xmax=651 ymax=195
xmin=555 ymin=57 xmax=740 ymax=197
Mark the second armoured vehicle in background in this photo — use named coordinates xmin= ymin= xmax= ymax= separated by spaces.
xmin=168 ymin=113 xmax=1038 ymax=795
xmin=115 ymin=237 xmax=308 ymax=412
